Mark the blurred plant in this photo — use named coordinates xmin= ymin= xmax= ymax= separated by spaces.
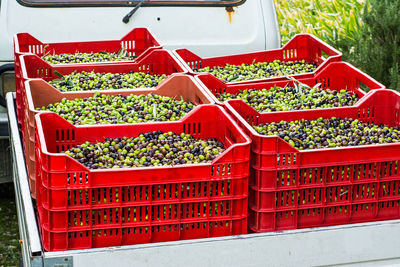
xmin=274 ymin=0 xmax=365 ymax=55
xmin=351 ymin=0 xmax=400 ymax=89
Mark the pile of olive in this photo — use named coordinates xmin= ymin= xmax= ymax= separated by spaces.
xmin=217 ymin=86 xmax=358 ymax=111
xmin=65 ymin=131 xmax=225 ymax=169
xmin=49 ymin=71 xmax=168 ymax=92
xmin=37 ymin=93 xmax=194 ymax=125
xmin=254 ymin=117 xmax=400 ymax=150
xmin=42 ymin=52 xmax=136 ymax=64
xmin=194 ymin=60 xmax=317 ymax=82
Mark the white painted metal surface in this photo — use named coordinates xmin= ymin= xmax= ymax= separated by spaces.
xmin=0 ymin=0 xmax=280 ymax=62
xmin=63 ymin=221 xmax=400 ymax=267
xmin=7 ymin=93 xmax=400 ymax=267
xmin=7 ymin=93 xmax=42 ymax=267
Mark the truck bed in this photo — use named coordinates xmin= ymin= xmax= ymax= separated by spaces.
xmin=7 ymin=92 xmax=400 ymax=267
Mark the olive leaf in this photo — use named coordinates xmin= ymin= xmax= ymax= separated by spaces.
xmin=285 ymin=75 xmax=310 ymax=94
xmin=313 ymin=83 xmax=322 ymax=89
xmin=67 ymin=80 xmax=75 ymax=87
xmin=54 ymin=70 xmax=64 ymax=78
xmin=42 ymin=44 xmax=50 ymax=57
xmin=117 ymin=47 xmax=128 ymax=57
xmin=54 ymin=70 xmax=74 ymax=87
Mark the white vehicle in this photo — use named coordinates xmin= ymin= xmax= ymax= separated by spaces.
xmin=0 ymin=0 xmax=281 ymax=182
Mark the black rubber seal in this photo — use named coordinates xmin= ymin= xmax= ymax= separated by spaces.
xmin=16 ymin=0 xmax=246 ymax=8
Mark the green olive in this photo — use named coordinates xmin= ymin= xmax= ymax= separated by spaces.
xmin=64 ymin=131 xmax=225 ymax=169
xmin=217 ymin=86 xmax=358 ymax=111
xmin=254 ymin=117 xmax=400 ymax=150
xmin=37 ymin=93 xmax=194 ymax=125
xmin=42 ymin=51 xmax=136 ymax=64
xmin=49 ymin=71 xmax=168 ymax=92
xmin=194 ymin=60 xmax=317 ymax=82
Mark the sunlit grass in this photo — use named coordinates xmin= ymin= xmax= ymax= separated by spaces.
xmin=274 ymin=0 xmax=365 ymax=46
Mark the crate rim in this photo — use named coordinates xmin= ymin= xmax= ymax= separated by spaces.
xmin=24 ymin=73 xmax=214 ymax=112
xmin=194 ymin=61 xmax=385 ymax=106
xmin=35 ymin=104 xmax=252 ymax=173
xmin=173 ymin=33 xmax=342 ymax=65
xmin=172 ymin=33 xmax=343 ymax=85
xmin=225 ymin=88 xmax=400 ymax=154
xmin=25 ymin=75 xmax=214 ymax=130
xmin=19 ymin=49 xmax=188 ymax=81
xmin=13 ymin=27 xmax=162 ymax=56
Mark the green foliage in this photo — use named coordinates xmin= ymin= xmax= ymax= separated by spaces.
xmin=274 ymin=0 xmax=400 ymax=89
xmin=274 ymin=0 xmax=365 ymax=48
xmin=0 ymin=184 xmax=20 ymax=267
xmin=352 ymin=0 xmax=400 ymax=89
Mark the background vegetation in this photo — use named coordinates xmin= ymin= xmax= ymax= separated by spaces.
xmin=274 ymin=0 xmax=400 ymax=90
xmin=0 ymin=183 xmax=19 ymax=267
xmin=351 ymin=0 xmax=400 ymax=89
xmin=275 ymin=0 xmax=364 ymax=48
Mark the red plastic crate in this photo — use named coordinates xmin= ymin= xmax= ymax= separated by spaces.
xmin=23 ymin=74 xmax=213 ymax=199
xmin=14 ymin=27 xmax=161 ymax=67
xmin=16 ymin=49 xmax=186 ymax=134
xmin=35 ymin=105 xmax=251 ymax=251
xmin=13 ymin=27 xmax=161 ymax=128
xmin=173 ymin=34 xmax=342 ymax=85
xmin=195 ymin=62 xmax=385 ymax=107
xmin=225 ymin=89 xmax=400 ymax=232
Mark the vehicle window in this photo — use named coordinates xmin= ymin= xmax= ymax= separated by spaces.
xmin=17 ymin=0 xmax=245 ymax=8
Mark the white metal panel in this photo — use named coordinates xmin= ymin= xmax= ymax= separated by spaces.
xmin=0 ymin=0 xmax=280 ymax=61
xmin=44 ymin=220 xmax=400 ymax=267
xmin=260 ymin=0 xmax=281 ymax=49
xmin=6 ymin=93 xmax=42 ymax=263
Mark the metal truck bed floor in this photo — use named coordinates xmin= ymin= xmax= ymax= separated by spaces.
xmin=7 ymin=92 xmax=400 ymax=267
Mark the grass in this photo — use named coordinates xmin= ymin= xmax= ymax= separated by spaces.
xmin=0 ymin=183 xmax=20 ymax=267
xmin=274 ymin=0 xmax=365 ymax=48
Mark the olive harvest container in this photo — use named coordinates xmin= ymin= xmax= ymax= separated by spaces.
xmin=224 ymin=89 xmax=400 ymax=232
xmin=13 ymin=28 xmax=161 ymax=128
xmin=194 ymin=61 xmax=385 ymax=107
xmin=173 ymin=34 xmax=342 ymax=86
xmin=34 ymin=105 xmax=251 ymax=251
xmin=23 ymin=74 xmax=212 ymax=198
xmin=15 ymin=48 xmax=184 ymax=131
